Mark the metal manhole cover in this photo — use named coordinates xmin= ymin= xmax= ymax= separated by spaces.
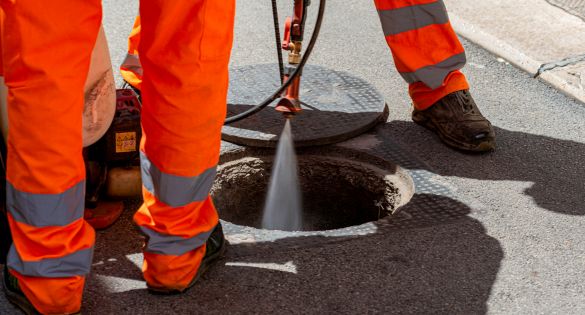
xmin=222 ymin=64 xmax=388 ymax=148
xmin=547 ymin=0 xmax=585 ymax=20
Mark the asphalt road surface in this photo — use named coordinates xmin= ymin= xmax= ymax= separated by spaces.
xmin=1 ymin=1 xmax=584 ymax=314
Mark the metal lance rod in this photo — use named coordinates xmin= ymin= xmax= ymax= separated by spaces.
xmin=275 ymin=0 xmax=309 ymax=117
xmin=224 ymin=0 xmax=326 ymax=124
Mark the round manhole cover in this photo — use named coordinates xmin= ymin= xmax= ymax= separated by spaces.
xmin=223 ymin=64 xmax=388 ymax=148
xmin=211 ymin=153 xmax=414 ymax=232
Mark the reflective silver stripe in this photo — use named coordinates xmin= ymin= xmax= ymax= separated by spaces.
xmin=7 ymin=180 xmax=85 ymax=227
xmin=140 ymin=151 xmax=216 ymax=207
xmin=399 ymin=52 xmax=466 ymax=89
xmin=120 ymin=53 xmax=143 ymax=76
xmin=378 ymin=1 xmax=449 ymax=36
xmin=7 ymin=246 xmax=93 ymax=277
xmin=140 ymin=226 xmax=213 ymax=256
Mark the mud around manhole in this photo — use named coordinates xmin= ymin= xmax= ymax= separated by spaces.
xmin=211 ymin=153 xmax=414 ymax=231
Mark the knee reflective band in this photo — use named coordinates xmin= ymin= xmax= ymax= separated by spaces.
xmin=374 ymin=0 xmax=469 ymax=109
xmin=6 ymin=181 xmax=93 ymax=277
xmin=140 ymin=152 xmax=217 ymax=208
xmin=133 ymin=0 xmax=235 ymax=291
xmin=1 ymin=0 xmax=101 ymax=313
xmin=139 ymin=151 xmax=216 ymax=257
xmin=136 ymin=152 xmax=220 ymax=290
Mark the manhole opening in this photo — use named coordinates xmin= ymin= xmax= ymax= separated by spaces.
xmin=211 ymin=155 xmax=413 ymax=231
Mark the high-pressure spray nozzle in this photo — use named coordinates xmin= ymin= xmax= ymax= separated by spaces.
xmin=275 ymin=96 xmax=302 ymax=117
xmin=275 ymin=66 xmax=303 ymax=117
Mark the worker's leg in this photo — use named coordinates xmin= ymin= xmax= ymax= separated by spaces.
xmin=120 ymin=16 xmax=143 ymax=91
xmin=1 ymin=0 xmax=100 ymax=313
xmin=135 ymin=0 xmax=235 ymax=291
xmin=374 ymin=0 xmax=468 ymax=109
xmin=1 ymin=8 xmax=7 ymax=140
xmin=374 ymin=0 xmax=494 ymax=151
xmin=0 ymin=7 xmax=3 ymax=76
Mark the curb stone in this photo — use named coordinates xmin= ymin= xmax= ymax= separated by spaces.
xmin=449 ymin=13 xmax=585 ymax=105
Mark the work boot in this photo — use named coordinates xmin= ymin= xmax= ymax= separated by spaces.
xmin=3 ymin=266 xmax=82 ymax=315
xmin=3 ymin=266 xmax=40 ymax=315
xmin=412 ymin=90 xmax=496 ymax=152
xmin=147 ymin=223 xmax=227 ymax=295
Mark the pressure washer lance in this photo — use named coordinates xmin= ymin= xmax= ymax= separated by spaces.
xmin=262 ymin=0 xmax=311 ymax=231
xmin=274 ymin=0 xmax=310 ymax=118
xmin=223 ymin=0 xmax=325 ymax=124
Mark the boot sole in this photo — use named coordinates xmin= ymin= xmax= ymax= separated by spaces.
xmin=147 ymin=238 xmax=227 ymax=295
xmin=412 ymin=111 xmax=495 ymax=153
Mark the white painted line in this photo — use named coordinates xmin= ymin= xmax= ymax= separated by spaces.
xmin=225 ymin=261 xmax=298 ymax=274
xmin=125 ymin=253 xmax=144 ymax=270
xmin=95 ymin=275 xmax=147 ymax=293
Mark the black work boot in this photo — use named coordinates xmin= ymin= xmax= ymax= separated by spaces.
xmin=412 ymin=90 xmax=496 ymax=152
xmin=3 ymin=266 xmax=39 ymax=315
xmin=3 ymin=266 xmax=82 ymax=315
xmin=147 ymin=223 xmax=227 ymax=295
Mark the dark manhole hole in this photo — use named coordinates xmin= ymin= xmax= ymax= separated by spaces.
xmin=211 ymin=154 xmax=414 ymax=231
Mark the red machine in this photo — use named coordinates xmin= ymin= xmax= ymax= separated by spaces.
xmin=84 ymin=89 xmax=142 ymax=229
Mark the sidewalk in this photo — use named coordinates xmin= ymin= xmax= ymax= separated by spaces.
xmin=445 ymin=0 xmax=585 ymax=104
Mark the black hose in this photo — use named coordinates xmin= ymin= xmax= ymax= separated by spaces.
xmin=224 ymin=0 xmax=326 ymax=125
xmin=271 ymin=0 xmax=285 ymax=84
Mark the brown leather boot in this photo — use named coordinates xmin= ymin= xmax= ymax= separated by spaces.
xmin=412 ymin=90 xmax=496 ymax=152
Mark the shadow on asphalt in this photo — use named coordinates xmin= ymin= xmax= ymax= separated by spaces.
xmin=0 ymin=120 xmax=529 ymax=314
xmin=78 ymin=193 xmax=503 ymax=314
xmin=379 ymin=121 xmax=585 ymax=216
xmin=222 ymin=112 xmax=585 ymax=216
xmin=63 ymin=120 xmax=580 ymax=314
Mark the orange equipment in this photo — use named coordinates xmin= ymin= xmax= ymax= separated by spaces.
xmin=1 ymin=0 xmax=235 ymax=314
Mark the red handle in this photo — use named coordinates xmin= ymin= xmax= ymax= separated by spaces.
xmin=282 ymin=17 xmax=292 ymax=50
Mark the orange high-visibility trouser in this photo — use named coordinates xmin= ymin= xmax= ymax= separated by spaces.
xmin=1 ymin=0 xmax=235 ymax=313
xmin=374 ymin=0 xmax=469 ymax=109
xmin=123 ymin=0 xmax=468 ymax=111
xmin=0 ymin=8 xmax=3 ymax=76
xmin=120 ymin=16 xmax=143 ymax=91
